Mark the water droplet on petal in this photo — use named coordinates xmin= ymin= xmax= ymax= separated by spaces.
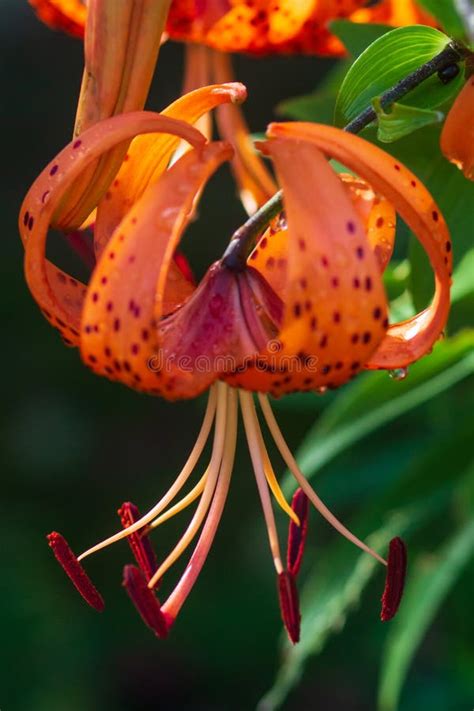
xmin=389 ymin=367 xmax=408 ymax=381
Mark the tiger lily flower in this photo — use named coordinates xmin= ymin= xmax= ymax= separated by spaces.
xmin=20 ymin=76 xmax=451 ymax=641
xmin=441 ymin=74 xmax=474 ymax=180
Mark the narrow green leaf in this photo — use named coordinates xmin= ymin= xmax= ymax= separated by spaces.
xmin=258 ymin=490 xmax=452 ymax=711
xmin=378 ymin=516 xmax=474 ymax=711
xmin=374 ymin=100 xmax=443 ymax=142
xmin=335 ymin=26 xmax=463 ymax=127
xmin=286 ymin=333 xmax=474 ymax=486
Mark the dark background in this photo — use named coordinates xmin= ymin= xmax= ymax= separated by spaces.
xmin=1 ymin=3 xmax=473 ymax=711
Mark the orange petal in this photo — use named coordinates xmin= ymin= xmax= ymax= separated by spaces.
xmin=212 ymin=51 xmax=277 ymax=214
xmin=350 ymin=0 xmax=434 ymax=26
xmin=228 ymin=136 xmax=388 ymax=395
xmin=54 ymin=0 xmax=171 ymax=232
xmin=268 ymin=122 xmax=451 ymax=369
xmin=29 ymin=0 xmax=86 ymax=38
xmin=20 ymin=112 xmax=205 ymax=345
xmin=441 ymin=77 xmax=474 ymax=181
xmin=94 ymin=81 xmax=247 ymax=256
xmin=80 ymin=142 xmax=233 ymax=396
xmin=340 ymin=174 xmax=396 ymax=272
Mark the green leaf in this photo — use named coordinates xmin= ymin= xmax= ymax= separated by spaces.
xmin=330 ymin=19 xmax=392 ymax=57
xmin=283 ymin=332 xmax=474 ymax=488
xmin=374 ymin=100 xmax=443 ymax=142
xmin=378 ymin=516 xmax=474 ymax=711
xmin=258 ymin=489 xmax=454 ymax=711
xmin=335 ymin=26 xmax=463 ymax=127
xmin=417 ymin=0 xmax=467 ymax=40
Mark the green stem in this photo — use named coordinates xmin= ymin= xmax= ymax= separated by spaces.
xmin=222 ymin=41 xmax=467 ymax=271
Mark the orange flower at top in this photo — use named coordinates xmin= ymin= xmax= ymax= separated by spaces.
xmin=30 ymin=0 xmax=433 ymax=56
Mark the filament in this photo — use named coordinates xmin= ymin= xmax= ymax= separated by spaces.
xmin=77 ymin=385 xmax=218 ymax=562
xmin=239 ymin=390 xmax=284 ymax=574
xmin=163 ymin=386 xmax=238 ymax=618
xmin=258 ymin=394 xmax=387 ymax=567
xmin=149 ymin=471 xmax=208 ymax=530
xmin=147 ymin=382 xmax=229 ymax=588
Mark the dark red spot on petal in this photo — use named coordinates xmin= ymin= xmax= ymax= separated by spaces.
xmin=381 ymin=537 xmax=407 ymax=621
xmin=47 ymin=532 xmax=104 ymax=611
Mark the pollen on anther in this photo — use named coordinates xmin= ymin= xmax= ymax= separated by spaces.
xmin=381 ymin=537 xmax=407 ymax=621
xmin=47 ymin=532 xmax=105 ymax=611
xmin=122 ymin=565 xmax=170 ymax=638
xmin=287 ymin=489 xmax=309 ymax=577
xmin=277 ymin=571 xmax=301 ymax=644
xmin=118 ymin=502 xmax=158 ymax=583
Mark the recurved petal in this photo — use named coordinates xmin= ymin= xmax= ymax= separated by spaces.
xmin=268 ymin=122 xmax=451 ymax=369
xmin=229 ymin=136 xmax=389 ymax=395
xmin=441 ymin=77 xmax=474 ymax=181
xmin=80 ymin=141 xmax=233 ymax=395
xmin=20 ymin=112 xmax=205 ymax=346
xmin=94 ymin=81 xmax=248 ymax=256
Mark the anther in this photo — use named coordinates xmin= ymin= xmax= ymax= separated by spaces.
xmin=277 ymin=571 xmax=301 ymax=644
xmin=380 ymin=537 xmax=407 ymax=621
xmin=118 ymin=502 xmax=158 ymax=583
xmin=47 ymin=532 xmax=105 ymax=611
xmin=122 ymin=565 xmax=171 ymax=638
xmin=287 ymin=488 xmax=309 ymax=577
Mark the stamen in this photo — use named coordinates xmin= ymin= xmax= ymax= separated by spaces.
xmin=77 ymin=386 xmax=217 ymax=562
xmin=147 ymin=383 xmax=229 ymax=589
xmin=122 ymin=565 xmax=171 ymax=638
xmin=247 ymin=399 xmax=299 ymax=524
xmin=163 ymin=387 xmax=238 ymax=619
xmin=287 ymin=489 xmax=309 ymax=577
xmin=381 ymin=537 xmax=407 ymax=621
xmin=149 ymin=471 xmax=208 ymax=530
xmin=117 ymin=502 xmax=158 ymax=582
xmin=258 ymin=394 xmax=387 ymax=567
xmin=277 ymin=571 xmax=301 ymax=644
xmin=47 ymin=532 xmax=104 ymax=611
xmin=239 ymin=391 xmax=284 ymax=574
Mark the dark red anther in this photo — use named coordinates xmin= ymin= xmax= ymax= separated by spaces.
xmin=117 ymin=502 xmax=158 ymax=583
xmin=122 ymin=565 xmax=172 ymax=638
xmin=277 ymin=571 xmax=301 ymax=644
xmin=47 ymin=532 xmax=105 ymax=612
xmin=381 ymin=537 xmax=407 ymax=621
xmin=287 ymin=488 xmax=309 ymax=577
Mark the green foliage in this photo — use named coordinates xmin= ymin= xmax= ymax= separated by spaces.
xmin=334 ymin=26 xmax=463 ymax=129
xmin=378 ymin=515 xmax=474 ymax=711
xmin=373 ymin=100 xmax=443 ymax=142
xmin=417 ymin=0 xmax=468 ymax=40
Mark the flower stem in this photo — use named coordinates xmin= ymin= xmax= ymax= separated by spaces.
xmin=222 ymin=41 xmax=468 ymax=271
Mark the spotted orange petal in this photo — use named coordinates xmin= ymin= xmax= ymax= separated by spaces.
xmin=20 ymin=112 xmax=205 ymax=347
xmin=80 ymin=141 xmax=234 ymax=397
xmin=440 ymin=77 xmax=474 ymax=181
xmin=94 ymin=81 xmax=248 ymax=256
xmin=228 ymin=136 xmax=389 ymax=395
xmin=268 ymin=122 xmax=451 ymax=370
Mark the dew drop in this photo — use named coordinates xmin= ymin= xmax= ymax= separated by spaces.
xmin=389 ymin=367 xmax=408 ymax=382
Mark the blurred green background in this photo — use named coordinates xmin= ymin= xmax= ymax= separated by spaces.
xmin=1 ymin=3 xmax=473 ymax=710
